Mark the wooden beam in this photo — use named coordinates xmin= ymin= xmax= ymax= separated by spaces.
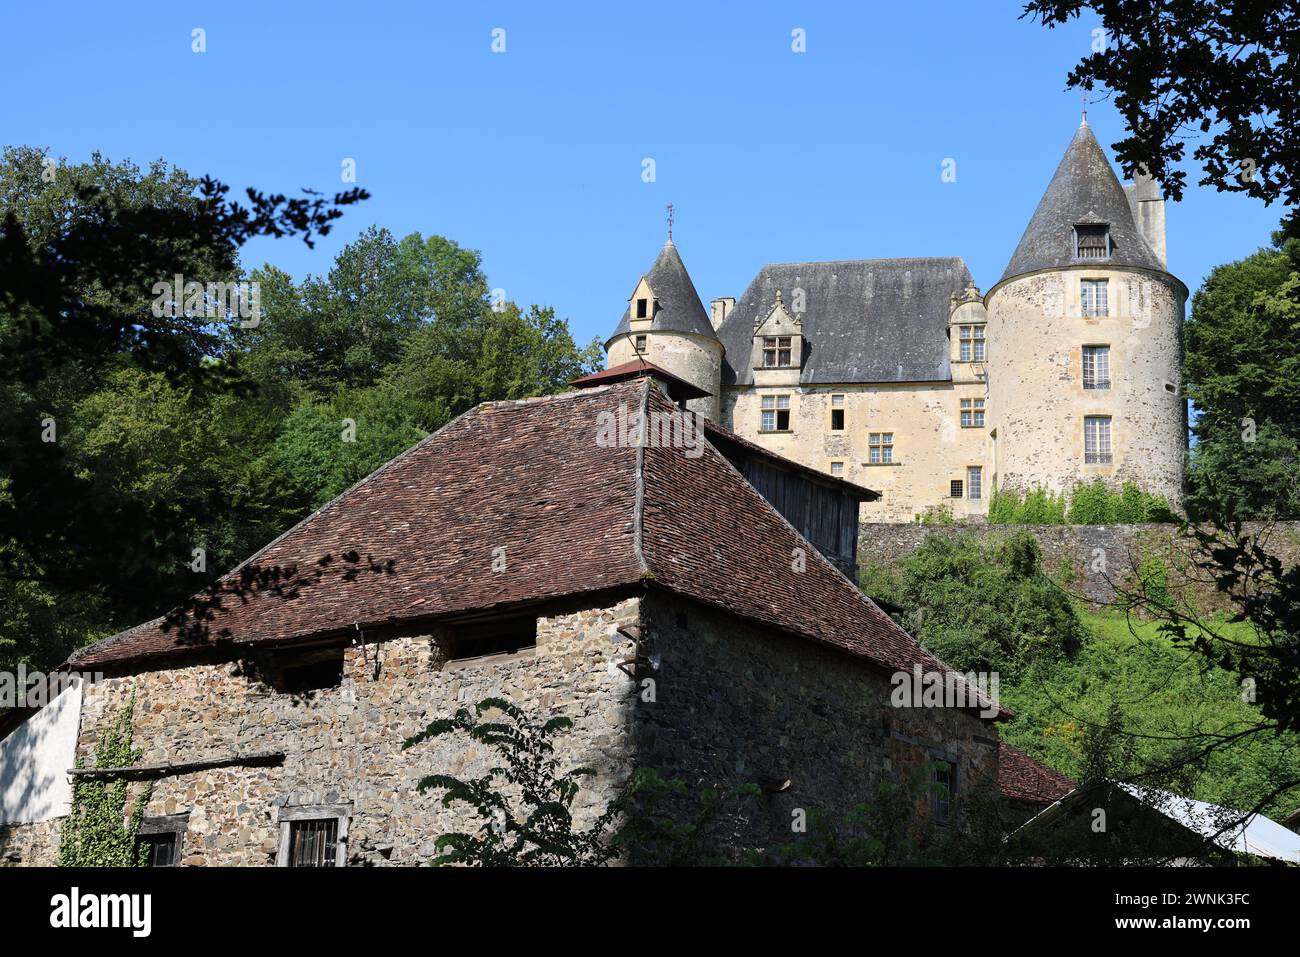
xmin=68 ymin=750 xmax=284 ymax=781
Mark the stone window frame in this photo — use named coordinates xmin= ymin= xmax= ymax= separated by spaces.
xmin=829 ymin=460 xmax=844 ymax=478
xmin=867 ymin=432 xmax=894 ymax=464
xmin=966 ymin=465 xmax=983 ymax=501
xmin=276 ymin=802 xmax=352 ymax=868
xmin=760 ymin=394 xmax=792 ymax=433
xmin=829 ymin=393 xmax=846 ymax=431
xmin=1082 ymin=344 xmax=1111 ymax=390
xmin=949 ymin=479 xmax=963 ymax=499
xmin=1084 ymin=415 xmax=1113 ymax=465
xmin=137 ymin=812 xmax=189 ymax=867
xmin=761 ymin=336 xmax=794 ymax=368
xmin=959 ymin=397 xmax=985 ymax=428
xmin=1081 ymin=278 xmax=1110 ymax=317
xmin=958 ymin=324 xmax=986 ymax=362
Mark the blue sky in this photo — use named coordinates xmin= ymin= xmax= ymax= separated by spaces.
xmin=1 ymin=1 xmax=1283 ymax=346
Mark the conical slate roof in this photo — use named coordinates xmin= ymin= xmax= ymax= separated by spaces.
xmin=1000 ymin=122 xmax=1164 ymax=283
xmin=606 ymin=239 xmax=717 ymax=345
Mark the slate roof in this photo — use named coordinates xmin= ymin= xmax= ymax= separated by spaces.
xmin=715 ymin=257 xmax=973 ymax=386
xmin=67 ymin=380 xmax=1001 ymax=719
xmin=1000 ymin=121 xmax=1164 ymax=284
xmin=998 ymin=742 xmax=1076 ymax=806
xmin=606 ymin=240 xmax=717 ymax=345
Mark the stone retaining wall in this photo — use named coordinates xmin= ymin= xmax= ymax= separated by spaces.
xmin=859 ymin=521 xmax=1300 ymax=608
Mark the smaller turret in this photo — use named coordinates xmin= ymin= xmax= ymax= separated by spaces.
xmin=605 ymin=231 xmax=724 ymax=421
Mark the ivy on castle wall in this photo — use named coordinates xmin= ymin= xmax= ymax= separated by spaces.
xmin=58 ymin=690 xmax=152 ymax=867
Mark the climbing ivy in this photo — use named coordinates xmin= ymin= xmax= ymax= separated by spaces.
xmin=58 ymin=690 xmax=152 ymax=866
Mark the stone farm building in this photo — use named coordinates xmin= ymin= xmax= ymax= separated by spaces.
xmin=607 ymin=120 xmax=1188 ymax=521
xmin=1 ymin=375 xmax=1020 ymax=866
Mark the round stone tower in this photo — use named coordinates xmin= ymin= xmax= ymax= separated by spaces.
xmin=605 ymin=235 xmax=724 ymax=421
xmin=984 ymin=120 xmax=1187 ymax=507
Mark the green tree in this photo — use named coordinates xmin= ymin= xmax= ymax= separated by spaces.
xmin=863 ymin=531 xmax=1085 ymax=679
xmin=1184 ymin=234 xmax=1300 ymax=517
xmin=1024 ymin=1 xmax=1300 ymax=234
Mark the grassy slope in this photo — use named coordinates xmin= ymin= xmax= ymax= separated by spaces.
xmin=999 ymin=609 xmax=1300 ymax=818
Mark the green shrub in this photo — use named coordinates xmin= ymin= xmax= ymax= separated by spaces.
xmin=990 ymin=481 xmax=1175 ymax=526
xmin=884 ymin=530 xmax=1085 ymax=678
xmin=986 ymin=487 xmax=1021 ymax=523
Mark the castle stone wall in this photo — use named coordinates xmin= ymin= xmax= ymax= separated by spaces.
xmin=984 ymin=268 xmax=1185 ymax=506
xmin=859 ymin=521 xmax=1300 ymax=609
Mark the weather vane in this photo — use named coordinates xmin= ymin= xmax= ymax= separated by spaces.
xmin=1081 ymin=90 xmax=1088 ymax=125
xmin=666 ymin=202 xmax=674 ymax=241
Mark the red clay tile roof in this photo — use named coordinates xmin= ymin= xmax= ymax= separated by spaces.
xmin=571 ymin=358 xmax=710 ymax=400
xmin=68 ymin=379 xmax=1003 ymax=717
xmin=998 ymin=742 xmax=1076 ymax=805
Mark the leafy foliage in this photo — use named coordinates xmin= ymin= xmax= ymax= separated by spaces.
xmin=402 ymin=697 xmax=628 ymax=866
xmin=1024 ymin=1 xmax=1300 ymax=235
xmin=861 ymin=531 xmax=1085 ymax=679
xmin=987 ymin=480 xmax=1172 ymax=525
xmin=1184 ymin=234 xmax=1300 ymax=518
xmin=58 ymin=692 xmax=151 ymax=867
xmin=0 ymin=147 xmax=598 ymax=672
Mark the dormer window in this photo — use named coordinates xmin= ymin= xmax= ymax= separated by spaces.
xmin=635 ymin=298 xmax=649 ymax=319
xmin=763 ymin=336 xmax=793 ymax=368
xmin=1074 ymin=224 xmax=1110 ymax=259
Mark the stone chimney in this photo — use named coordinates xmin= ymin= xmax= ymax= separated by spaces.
xmin=710 ymin=297 xmax=734 ymax=330
xmin=1126 ymin=171 xmax=1167 ymax=269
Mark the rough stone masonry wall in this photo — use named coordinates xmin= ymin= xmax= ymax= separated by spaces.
xmin=0 ymin=818 xmax=60 ymax=866
xmin=984 ymin=269 xmax=1185 ymax=507
xmin=633 ymin=591 xmax=999 ymax=854
xmin=5 ymin=588 xmax=1003 ymax=865
xmin=859 ymin=521 xmax=1300 ymax=609
xmin=55 ymin=598 xmax=641 ymax=867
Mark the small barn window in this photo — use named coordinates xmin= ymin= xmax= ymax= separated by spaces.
xmin=449 ymin=616 xmax=537 ymax=664
xmin=270 ymin=646 xmax=345 ymax=694
xmin=931 ymin=759 xmax=957 ymax=825
xmin=136 ymin=814 xmax=188 ymax=867
xmin=1074 ymin=224 xmax=1110 ymax=259
xmin=277 ymin=803 xmax=351 ymax=868
xmin=289 ymin=819 xmax=338 ymax=868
